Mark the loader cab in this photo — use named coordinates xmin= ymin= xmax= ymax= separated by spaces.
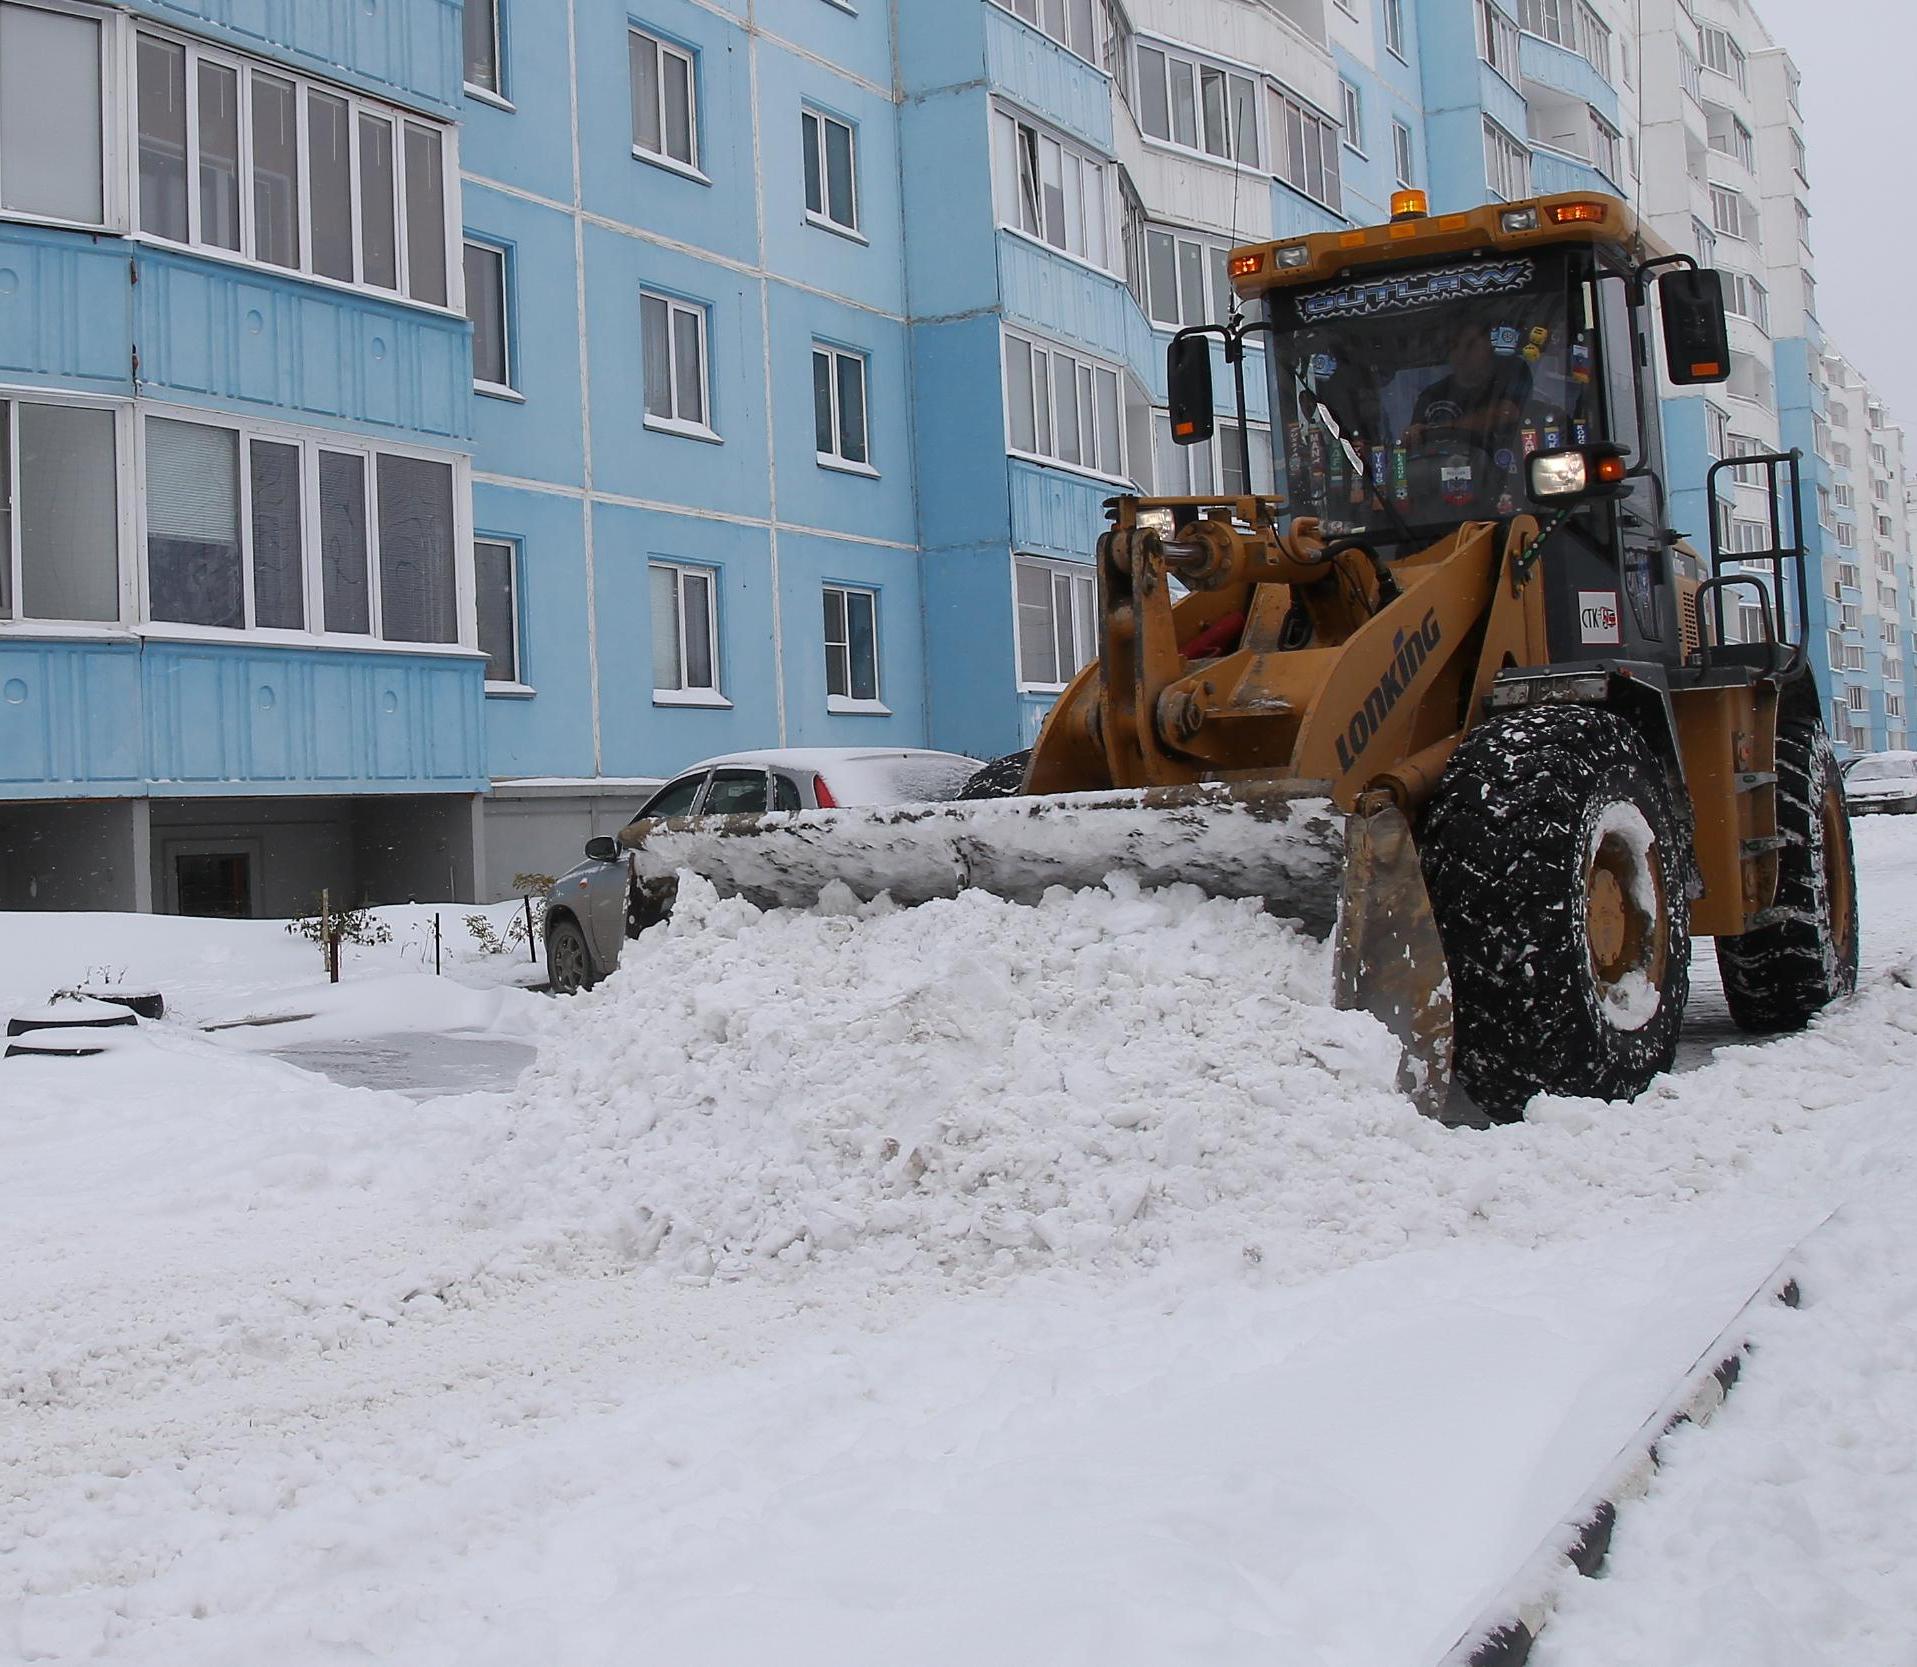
xmin=1220 ymin=194 xmax=1733 ymax=672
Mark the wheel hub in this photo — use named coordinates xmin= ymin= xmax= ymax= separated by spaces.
xmin=1822 ymin=781 xmax=1855 ymax=950
xmin=1584 ymin=817 xmax=1667 ymax=1026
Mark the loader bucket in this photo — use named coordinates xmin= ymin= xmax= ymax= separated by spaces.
xmin=1332 ymin=799 xmax=1455 ymax=1119
xmin=620 ymin=780 xmax=1349 ymax=932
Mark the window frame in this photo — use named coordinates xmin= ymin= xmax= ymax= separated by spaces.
xmin=130 ymin=399 xmax=471 ymax=652
xmin=812 ymin=342 xmax=874 ymax=475
xmin=629 ymin=24 xmax=702 ymax=179
xmin=640 ymin=289 xmax=717 ymax=441
xmin=1481 ymin=115 xmax=1529 ymax=201
xmin=801 ymin=103 xmax=861 ymax=236
xmin=1132 ymin=35 xmax=1263 ymax=171
xmin=1012 ymin=552 xmax=1097 ymax=693
xmin=0 ymin=387 xmax=130 ymax=627
xmin=1382 ymin=0 xmax=1407 ymax=61
xmin=463 ymin=0 xmax=505 ymax=102
xmin=474 ymin=533 xmax=524 ymax=689
xmin=1476 ymin=0 xmax=1521 ymax=86
xmin=0 ymin=0 xmax=116 ymax=233
xmin=1000 ymin=327 xmax=1127 ymax=483
xmin=991 ymin=101 xmax=1113 ymax=272
xmin=1270 ymin=82 xmax=1341 ymax=212
xmin=992 ymin=0 xmax=1106 ymax=66
xmin=131 ymin=21 xmax=459 ymax=313
xmin=1339 ymin=78 xmax=1364 ymax=154
xmin=822 ymin=580 xmax=883 ymax=710
xmin=1392 ymin=118 xmax=1415 ymax=187
xmin=648 ymin=558 xmax=725 ymax=704
xmin=463 ymin=238 xmax=515 ymax=396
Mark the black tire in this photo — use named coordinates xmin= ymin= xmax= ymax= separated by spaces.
xmin=545 ymin=915 xmax=597 ymax=994
xmin=1715 ymin=722 xmax=1858 ymax=1032
xmin=958 ymin=749 xmax=1034 ymax=801
xmin=1421 ymin=706 xmax=1691 ymax=1120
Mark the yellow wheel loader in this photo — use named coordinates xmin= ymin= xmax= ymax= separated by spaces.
xmin=615 ymin=190 xmax=1858 ymax=1120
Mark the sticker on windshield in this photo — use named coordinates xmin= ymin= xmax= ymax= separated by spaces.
xmin=1490 ymin=324 xmax=1520 ymax=357
xmin=1296 ymin=258 xmax=1535 ymax=323
xmin=1579 ymin=590 xmax=1623 ymax=646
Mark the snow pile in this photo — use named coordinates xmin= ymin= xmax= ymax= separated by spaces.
xmin=465 ymin=873 xmax=1408 ymax=1281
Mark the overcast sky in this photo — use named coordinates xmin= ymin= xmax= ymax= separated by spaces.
xmin=1750 ymin=1 xmax=1904 ymax=422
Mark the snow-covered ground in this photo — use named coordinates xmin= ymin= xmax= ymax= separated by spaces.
xmin=2 ymin=826 xmax=1914 ymax=1664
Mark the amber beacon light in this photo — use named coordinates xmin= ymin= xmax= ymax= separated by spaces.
xmin=1389 ymin=188 xmax=1428 ymax=221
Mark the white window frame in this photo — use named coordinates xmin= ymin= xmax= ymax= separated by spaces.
xmin=1013 ymin=552 xmax=1097 ymax=693
xmin=1700 ymin=24 xmax=1747 ymax=91
xmin=640 ymin=289 xmax=717 ymax=441
xmin=0 ymin=387 xmax=131 ymax=628
xmin=1001 ymin=328 xmax=1126 ymax=483
xmin=649 ymin=559 xmax=724 ymax=703
xmin=1723 ymin=270 xmax=1769 ymax=335
xmin=1339 ymin=78 xmax=1364 ymax=153
xmin=131 ymin=21 xmax=459 ymax=313
xmin=991 ymin=102 xmax=1112 ymax=271
xmin=0 ymin=0 xmax=118 ymax=234
xmin=813 ymin=342 xmax=873 ymax=475
xmin=1481 ymin=116 xmax=1528 ymax=202
xmin=822 ymin=581 xmax=884 ymax=711
xmin=1132 ymin=36 xmax=1262 ymax=170
xmin=1392 ymin=118 xmax=1415 ymax=187
xmin=1476 ymin=1 xmax=1521 ymax=86
xmin=474 ymin=534 xmax=524 ymax=689
xmin=131 ymin=399 xmax=472 ymax=652
xmin=629 ymin=25 xmax=701 ymax=179
xmin=1142 ymin=224 xmax=1235 ymax=330
xmin=992 ymin=0 xmax=1105 ymax=65
xmin=463 ymin=0 xmax=504 ymax=101
xmin=1270 ymin=82 xmax=1341 ymax=212
xmin=464 ymin=238 xmax=515 ymax=396
xmin=1383 ymin=0 xmax=1407 ymax=60
xmin=1151 ymin=409 xmax=1274 ymax=498
xmin=801 ymin=104 xmax=860 ymax=236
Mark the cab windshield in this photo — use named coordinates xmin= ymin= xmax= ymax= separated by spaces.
xmin=1266 ymin=249 xmax=1591 ymax=540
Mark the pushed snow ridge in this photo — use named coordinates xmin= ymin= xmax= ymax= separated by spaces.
xmin=467 ymin=875 xmax=1416 ymax=1282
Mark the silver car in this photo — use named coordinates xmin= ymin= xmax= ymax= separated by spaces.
xmin=1844 ymin=750 xmax=1917 ymax=817
xmin=542 ymin=748 xmax=982 ymax=991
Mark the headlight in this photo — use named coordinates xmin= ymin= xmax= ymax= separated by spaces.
xmin=1528 ymin=450 xmax=1589 ymax=498
xmin=1274 ymin=243 xmax=1311 ymax=269
xmin=1500 ymin=207 xmax=1540 ymax=233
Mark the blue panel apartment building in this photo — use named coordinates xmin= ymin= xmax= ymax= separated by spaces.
xmin=2 ymin=0 xmax=1907 ymax=914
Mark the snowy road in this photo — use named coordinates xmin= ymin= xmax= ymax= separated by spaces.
xmin=2 ymin=831 xmax=1915 ymax=1664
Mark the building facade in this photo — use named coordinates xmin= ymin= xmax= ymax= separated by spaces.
xmin=3 ymin=0 xmax=1908 ymax=915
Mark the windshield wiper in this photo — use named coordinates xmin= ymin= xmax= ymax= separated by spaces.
xmin=1286 ymin=361 xmax=1418 ymax=553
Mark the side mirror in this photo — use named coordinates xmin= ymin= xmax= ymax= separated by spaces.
xmin=584 ymin=835 xmax=619 ymax=862
xmin=1528 ymin=444 xmax=1630 ymax=503
xmin=1166 ymin=333 xmax=1216 ymax=446
xmin=1658 ymin=268 xmax=1731 ymax=386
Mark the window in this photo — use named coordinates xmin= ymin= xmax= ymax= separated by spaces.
xmin=475 ymin=538 xmax=519 ymax=684
xmin=1845 ymin=683 xmax=1868 ymax=712
xmin=1726 ymin=351 xmax=1773 ymax=409
xmin=1392 ymin=119 xmax=1414 ymax=187
xmin=1152 ymin=412 xmax=1273 ymax=497
xmin=992 ymin=106 xmax=1110 ymax=267
xmin=1827 ymin=631 xmax=1844 ymax=669
xmin=641 ymin=291 xmax=712 ymax=436
xmin=1270 ymin=85 xmax=1341 ymax=212
xmin=1383 ymin=0 xmax=1406 ymax=59
xmin=464 ymin=242 xmax=511 ymax=391
xmin=1014 ymin=555 xmax=1096 ymax=689
xmin=1723 ymin=271 xmax=1768 ymax=334
xmin=1519 ymin=0 xmax=1611 ymax=75
xmin=135 ymin=32 xmax=450 ymax=303
xmin=1118 ymin=169 xmax=1148 ymax=311
xmin=1709 ymin=185 xmax=1748 ymax=241
xmin=1790 ymin=129 xmax=1808 ymax=184
xmin=141 ymin=415 xmax=457 ymax=643
xmin=1340 ymin=79 xmax=1364 ymax=152
xmin=1837 ymin=524 xmax=1856 ymax=551
xmin=1705 ymin=403 xmax=1730 ymax=458
xmin=1728 ymin=433 xmax=1765 ymax=486
xmin=1482 ymin=117 xmax=1528 ymax=201
xmin=1730 ymin=517 xmax=1767 ymax=555
xmin=1134 ymin=40 xmax=1260 ymax=166
xmin=650 ymin=562 xmax=719 ymax=696
xmin=0 ymin=3 xmax=104 ymax=226
xmin=822 ymin=584 xmax=879 ymax=705
xmin=1796 ymin=200 xmax=1811 ymax=249
xmin=1002 ymin=331 xmax=1123 ymax=478
xmin=1817 ymin=485 xmax=1832 ymax=530
xmin=464 ymin=0 xmax=501 ymax=95
xmin=1834 ymin=484 xmax=1855 ymax=510
xmin=1841 ymin=602 xmax=1861 ymax=629
xmin=1477 ymin=1 xmax=1520 ymax=82
xmin=802 ymin=106 xmax=858 ymax=232
xmin=1700 ymin=25 xmax=1746 ymax=90
xmin=813 ymin=344 xmax=870 ymax=470
xmin=1707 ymin=107 xmax=1754 ymax=170
xmin=996 ymin=0 xmax=1104 ymax=63
xmin=630 ymin=27 xmax=697 ymax=172
xmin=1143 ymin=226 xmax=1234 ymax=328
xmin=1591 ymin=113 xmax=1621 ymax=183
xmin=0 ymin=398 xmax=119 ymax=623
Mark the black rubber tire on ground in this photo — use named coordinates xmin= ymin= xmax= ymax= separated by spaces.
xmin=1420 ymin=705 xmax=1692 ymax=1120
xmin=1715 ymin=721 xmax=1858 ymax=1032
xmin=957 ymin=749 xmax=1034 ymax=800
xmin=545 ymin=915 xmax=597 ymax=995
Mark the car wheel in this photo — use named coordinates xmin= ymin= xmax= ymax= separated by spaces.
xmin=546 ymin=915 xmax=597 ymax=994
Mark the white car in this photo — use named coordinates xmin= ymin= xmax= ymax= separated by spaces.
xmin=542 ymin=748 xmax=983 ymax=991
xmin=1844 ymin=750 xmax=1917 ymax=817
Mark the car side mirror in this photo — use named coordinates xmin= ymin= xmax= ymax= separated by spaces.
xmin=1658 ymin=268 xmax=1731 ymax=386
xmin=1167 ymin=332 xmax=1216 ymax=446
xmin=584 ymin=835 xmax=619 ymax=862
